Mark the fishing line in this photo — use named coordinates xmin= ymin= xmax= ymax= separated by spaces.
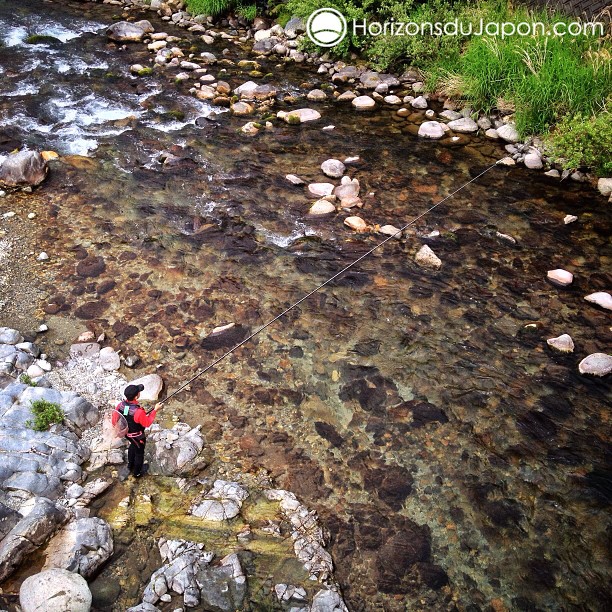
xmin=159 ymin=160 xmax=502 ymax=406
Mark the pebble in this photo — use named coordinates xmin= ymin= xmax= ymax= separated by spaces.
xmin=286 ymin=174 xmax=304 ymax=185
xmin=584 ymin=291 xmax=612 ymax=311
xmin=309 ymin=200 xmax=336 ymax=215
xmin=3 ymin=211 xmax=15 ymax=218
xmin=415 ymin=244 xmax=442 ymax=269
xmin=563 ymin=214 xmax=578 ymax=224
xmin=546 ymin=334 xmax=574 ymax=353
xmin=37 ymin=324 xmax=48 ymax=333
xmin=379 ymin=225 xmax=402 ymax=238
xmin=411 ymin=96 xmax=428 ymax=109
xmin=37 ymin=252 xmax=49 ymax=261
xmin=547 ymin=269 xmax=573 ymax=287
xmin=321 ymin=159 xmax=345 ymax=178
xmin=344 ymin=216 xmax=367 ymax=231
xmin=578 ymin=353 xmax=612 ymax=377
xmin=28 ymin=213 xmax=36 ymax=219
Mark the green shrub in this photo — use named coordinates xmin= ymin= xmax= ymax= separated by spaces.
xmin=26 ymin=399 xmax=64 ymax=432
xmin=19 ymin=374 xmax=37 ymax=387
xmin=237 ymin=3 xmax=257 ymax=21
xmin=548 ymin=105 xmax=612 ymax=175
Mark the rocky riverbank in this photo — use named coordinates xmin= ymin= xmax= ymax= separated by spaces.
xmin=1 ymin=0 xmax=611 ymax=610
xmin=0 ymin=326 xmax=350 ymax=610
xmin=84 ymin=0 xmax=612 ymax=198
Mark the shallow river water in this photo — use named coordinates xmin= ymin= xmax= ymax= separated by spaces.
xmin=0 ymin=1 xmax=611 ymax=610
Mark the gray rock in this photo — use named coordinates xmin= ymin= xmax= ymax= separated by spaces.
xmin=0 ymin=497 xmax=70 ymax=582
xmin=439 ymin=110 xmax=462 ymax=121
xmin=20 ymin=568 xmax=92 ymax=612
xmin=311 ymin=589 xmax=349 ymax=611
xmin=415 ymin=245 xmax=442 ymax=270
xmin=546 ymin=334 xmax=574 ymax=353
xmin=285 ymin=17 xmax=305 ymax=38
xmin=123 ymin=374 xmax=163 ymax=402
xmin=99 ymin=347 xmax=121 ymax=371
xmin=278 ymin=108 xmax=321 ymax=123
xmin=0 ymin=328 xmax=23 ymax=344
xmin=448 ymin=117 xmax=479 ymax=133
xmin=0 ymin=501 xmax=20 ymax=539
xmin=352 ymin=95 xmax=376 ymax=110
xmin=477 ymin=116 xmax=492 ymax=130
xmin=497 ymin=123 xmax=520 ymax=143
xmin=106 ymin=21 xmax=147 ymax=42
xmin=197 ymin=557 xmax=247 ymax=612
xmin=148 ymin=423 xmax=207 ymax=476
xmin=411 ymin=96 xmax=428 ymax=110
xmin=43 ymin=517 xmax=113 ymax=577
xmin=0 ymin=151 xmax=48 ymax=188
xmin=307 ymin=89 xmax=327 ymax=101
xmin=524 ymin=151 xmax=543 ymax=169
xmin=127 ymin=604 xmax=161 ymax=612
xmin=69 ymin=342 xmax=101 ymax=359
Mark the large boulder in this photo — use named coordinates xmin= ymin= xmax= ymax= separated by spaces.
xmin=148 ymin=423 xmax=208 ymax=476
xmin=0 ymin=497 xmax=70 ymax=582
xmin=197 ymin=553 xmax=247 ymax=612
xmin=0 ymin=151 xmax=48 ymax=188
xmin=43 ymin=517 xmax=113 ymax=577
xmin=106 ymin=21 xmax=148 ymax=42
xmin=20 ymin=568 xmax=92 ymax=612
xmin=123 ymin=374 xmax=163 ymax=402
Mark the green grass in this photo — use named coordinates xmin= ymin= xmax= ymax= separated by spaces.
xmin=19 ymin=374 xmax=37 ymax=387
xmin=26 ymin=399 xmax=64 ymax=432
xmin=283 ymin=0 xmax=612 ymax=174
xmin=185 ymin=0 xmax=233 ymax=17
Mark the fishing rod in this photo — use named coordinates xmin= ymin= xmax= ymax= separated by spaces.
xmin=157 ymin=160 xmax=503 ymax=407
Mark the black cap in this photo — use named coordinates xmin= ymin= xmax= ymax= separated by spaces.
xmin=124 ymin=384 xmax=145 ymax=400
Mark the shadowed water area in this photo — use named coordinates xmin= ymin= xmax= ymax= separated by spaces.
xmin=0 ymin=0 xmax=611 ymax=610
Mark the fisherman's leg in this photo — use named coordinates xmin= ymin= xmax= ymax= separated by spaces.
xmin=133 ymin=439 xmax=146 ymax=476
xmin=127 ymin=440 xmax=136 ymax=471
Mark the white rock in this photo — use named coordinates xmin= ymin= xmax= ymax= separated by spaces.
xmin=37 ymin=252 xmax=49 ymax=261
xmin=37 ymin=324 xmax=48 ymax=333
xmin=417 ymin=121 xmax=445 ymax=139
xmin=578 ymin=353 xmax=612 ymax=377
xmin=545 ymin=169 xmax=560 ymax=178
xmin=20 ymin=568 xmax=92 ymax=612
xmin=309 ymin=200 xmax=336 ymax=215
xmin=308 ymin=183 xmax=334 ymax=197
xmin=524 ymin=152 xmax=543 ymax=169
xmin=547 ymin=269 xmax=573 ymax=287
xmin=546 ymin=334 xmax=574 ymax=353
xmin=241 ymin=122 xmax=260 ymax=135
xmin=124 ymin=374 xmax=163 ymax=401
xmin=99 ymin=346 xmax=121 ymax=371
xmin=485 ymin=128 xmax=499 ymax=139
xmin=78 ymin=331 xmax=96 ymax=342
xmin=35 ymin=359 xmax=52 ymax=372
xmin=447 ymin=117 xmax=478 ymax=133
xmin=597 ymin=177 xmax=612 ymax=197
xmin=415 ymin=245 xmax=442 ymax=269
xmin=351 ymin=95 xmax=375 ymax=110
xmin=379 ymin=225 xmax=402 ymax=238
xmin=321 ymin=159 xmax=345 ymax=178
xmin=312 ymin=589 xmax=348 ymax=612
xmin=411 ymin=96 xmax=428 ymax=110
xmin=497 ymin=123 xmax=520 ymax=143
xmin=286 ymin=174 xmax=304 ymax=185
xmin=344 ymin=216 xmax=367 ymax=231
xmin=498 ymin=156 xmax=516 ymax=166
xmin=26 ymin=364 xmax=45 ymax=378
xmin=584 ymin=292 xmax=612 ymax=311
xmin=384 ymin=95 xmax=402 ymax=105
xmin=307 ymin=89 xmax=327 ymax=101
xmin=563 ymin=214 xmax=577 ymax=224
xmin=278 ymin=108 xmax=321 ymax=123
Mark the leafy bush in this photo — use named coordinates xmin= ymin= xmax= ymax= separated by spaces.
xmin=548 ymin=105 xmax=612 ymax=175
xmin=26 ymin=399 xmax=64 ymax=431
xmin=19 ymin=373 xmax=37 ymax=387
xmin=237 ymin=3 xmax=257 ymax=21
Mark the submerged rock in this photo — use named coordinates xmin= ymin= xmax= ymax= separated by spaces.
xmin=321 ymin=159 xmax=345 ymax=178
xmin=0 ymin=150 xmax=48 ymax=188
xmin=309 ymin=200 xmax=336 ymax=215
xmin=20 ymin=568 xmax=92 ymax=612
xmin=546 ymin=334 xmax=574 ymax=353
xmin=278 ymin=108 xmax=321 ymax=124
xmin=578 ymin=353 xmax=612 ymax=377
xmin=547 ymin=269 xmax=573 ymax=287
xmin=344 ymin=216 xmax=368 ymax=232
xmin=584 ymin=291 xmax=612 ymax=311
xmin=415 ymin=245 xmax=442 ymax=269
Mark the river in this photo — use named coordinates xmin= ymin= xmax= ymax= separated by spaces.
xmin=0 ymin=0 xmax=610 ymax=610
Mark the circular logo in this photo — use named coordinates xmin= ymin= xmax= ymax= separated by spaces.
xmin=306 ymin=8 xmax=347 ymax=48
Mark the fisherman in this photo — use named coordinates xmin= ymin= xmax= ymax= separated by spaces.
xmin=114 ymin=384 xmax=162 ymax=478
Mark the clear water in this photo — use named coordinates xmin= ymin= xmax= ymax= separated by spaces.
xmin=0 ymin=1 xmax=610 ymax=610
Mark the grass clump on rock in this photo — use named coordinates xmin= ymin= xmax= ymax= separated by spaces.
xmin=19 ymin=373 xmax=37 ymax=387
xmin=26 ymin=399 xmax=64 ymax=431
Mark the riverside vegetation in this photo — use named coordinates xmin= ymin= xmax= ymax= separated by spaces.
xmin=190 ymin=0 xmax=612 ymax=175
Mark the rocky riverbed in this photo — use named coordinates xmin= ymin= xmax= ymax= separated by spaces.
xmin=0 ymin=0 xmax=611 ymax=610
